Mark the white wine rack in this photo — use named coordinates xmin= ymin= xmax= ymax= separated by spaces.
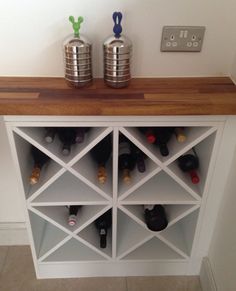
xmin=5 ymin=116 xmax=223 ymax=278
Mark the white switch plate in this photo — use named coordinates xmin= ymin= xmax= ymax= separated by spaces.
xmin=161 ymin=26 xmax=205 ymax=52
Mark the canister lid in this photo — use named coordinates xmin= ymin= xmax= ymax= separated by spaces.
xmin=64 ymin=34 xmax=92 ymax=52
xmin=104 ymin=35 xmax=132 ymax=54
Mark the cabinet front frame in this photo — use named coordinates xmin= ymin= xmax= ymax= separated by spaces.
xmin=4 ymin=115 xmax=225 ymax=278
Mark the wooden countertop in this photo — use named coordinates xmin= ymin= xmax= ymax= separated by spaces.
xmin=0 ymin=77 xmax=236 ymax=115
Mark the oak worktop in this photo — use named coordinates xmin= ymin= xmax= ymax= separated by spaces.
xmin=0 ymin=77 xmax=236 ymax=115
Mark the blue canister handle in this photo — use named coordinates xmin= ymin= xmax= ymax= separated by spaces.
xmin=113 ymin=12 xmax=122 ymax=38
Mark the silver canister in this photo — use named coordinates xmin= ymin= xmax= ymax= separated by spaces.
xmin=103 ymin=12 xmax=132 ymax=88
xmin=63 ymin=16 xmax=92 ymax=88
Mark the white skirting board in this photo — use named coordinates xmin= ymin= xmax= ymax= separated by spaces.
xmin=37 ymin=261 xmax=189 ymax=279
xmin=200 ymin=257 xmax=217 ymax=291
xmin=0 ymin=222 xmax=29 ymax=245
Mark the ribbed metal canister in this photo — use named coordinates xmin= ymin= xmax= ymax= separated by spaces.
xmin=63 ymin=16 xmax=92 ymax=88
xmin=103 ymin=12 xmax=132 ymax=88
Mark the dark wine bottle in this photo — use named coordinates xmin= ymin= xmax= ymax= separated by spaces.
xmin=90 ymin=135 xmax=112 ymax=184
xmin=44 ymin=127 xmax=57 ymax=144
xmin=75 ymin=127 xmax=90 ymax=144
xmin=174 ymin=127 xmax=186 ymax=143
xmin=154 ymin=127 xmax=174 ymax=156
xmin=118 ymin=135 xmax=136 ymax=184
xmin=144 ymin=205 xmax=168 ymax=231
xmin=95 ymin=209 xmax=112 ymax=248
xmin=177 ymin=149 xmax=200 ymax=184
xmin=58 ymin=127 xmax=76 ymax=156
xmin=68 ymin=205 xmax=81 ymax=226
xmin=131 ymin=144 xmax=146 ymax=173
xmin=139 ymin=127 xmax=156 ymax=144
xmin=29 ymin=146 xmax=50 ymax=185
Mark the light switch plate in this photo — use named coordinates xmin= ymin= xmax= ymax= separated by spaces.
xmin=161 ymin=26 xmax=205 ymax=52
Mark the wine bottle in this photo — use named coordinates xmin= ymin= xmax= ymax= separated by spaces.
xmin=154 ymin=127 xmax=174 ymax=156
xmin=139 ymin=127 xmax=156 ymax=144
xmin=95 ymin=209 xmax=112 ymax=248
xmin=90 ymin=135 xmax=112 ymax=184
xmin=44 ymin=127 xmax=57 ymax=144
xmin=144 ymin=205 xmax=168 ymax=231
xmin=177 ymin=149 xmax=200 ymax=184
xmin=75 ymin=127 xmax=90 ymax=144
xmin=118 ymin=135 xmax=136 ymax=184
xmin=29 ymin=146 xmax=50 ymax=185
xmin=131 ymin=144 xmax=146 ymax=173
xmin=68 ymin=205 xmax=81 ymax=226
xmin=174 ymin=127 xmax=186 ymax=143
xmin=58 ymin=127 xmax=76 ymax=156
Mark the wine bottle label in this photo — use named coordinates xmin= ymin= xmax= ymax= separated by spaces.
xmin=119 ymin=142 xmax=131 ymax=156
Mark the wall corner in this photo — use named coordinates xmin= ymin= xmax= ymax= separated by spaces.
xmin=200 ymin=257 xmax=217 ymax=291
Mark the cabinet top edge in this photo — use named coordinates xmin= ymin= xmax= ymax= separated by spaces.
xmin=3 ymin=115 xmax=226 ymax=123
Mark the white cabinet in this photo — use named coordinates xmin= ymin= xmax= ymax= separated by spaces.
xmin=5 ymin=116 xmax=224 ymax=278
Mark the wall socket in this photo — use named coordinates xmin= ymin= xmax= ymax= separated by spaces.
xmin=161 ymin=26 xmax=205 ymax=52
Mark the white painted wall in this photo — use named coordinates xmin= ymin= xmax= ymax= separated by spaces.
xmin=206 ymin=117 xmax=236 ymax=291
xmin=230 ymin=53 xmax=236 ymax=84
xmin=0 ymin=0 xmax=236 ymax=77
xmin=0 ymin=117 xmax=25 ymax=222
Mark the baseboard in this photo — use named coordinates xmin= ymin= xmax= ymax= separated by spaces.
xmin=37 ymin=261 xmax=189 ymax=279
xmin=200 ymin=257 xmax=217 ymax=291
xmin=0 ymin=222 xmax=29 ymax=245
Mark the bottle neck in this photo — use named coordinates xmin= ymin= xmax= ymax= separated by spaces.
xmin=29 ymin=166 xmax=41 ymax=185
xmin=119 ymin=141 xmax=131 ymax=155
xmin=144 ymin=205 xmax=155 ymax=211
xmin=98 ymin=165 xmax=107 ymax=184
xmin=189 ymin=170 xmax=200 ymax=184
xmin=99 ymin=227 xmax=108 ymax=248
xmin=122 ymin=168 xmax=131 ymax=184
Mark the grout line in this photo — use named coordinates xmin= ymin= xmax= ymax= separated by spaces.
xmin=125 ymin=276 xmax=129 ymax=291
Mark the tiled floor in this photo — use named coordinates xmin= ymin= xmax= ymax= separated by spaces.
xmin=0 ymin=246 xmax=202 ymax=291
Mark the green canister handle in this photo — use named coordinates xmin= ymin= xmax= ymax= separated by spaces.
xmin=69 ymin=16 xmax=84 ymax=37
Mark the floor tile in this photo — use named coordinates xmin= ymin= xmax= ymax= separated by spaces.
xmin=0 ymin=246 xmax=202 ymax=291
xmin=127 ymin=276 xmax=202 ymax=291
xmin=186 ymin=276 xmax=202 ymax=291
xmin=0 ymin=246 xmax=8 ymax=274
xmin=0 ymin=246 xmax=127 ymax=291
xmin=0 ymin=245 xmax=37 ymax=291
xmin=36 ymin=277 xmax=127 ymax=291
